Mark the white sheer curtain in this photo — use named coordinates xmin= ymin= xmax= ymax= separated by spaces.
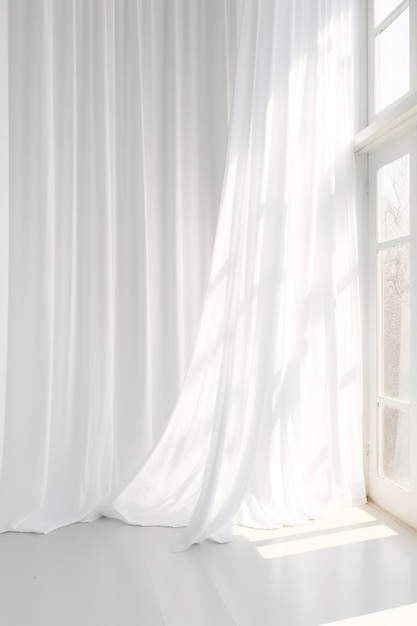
xmin=0 ymin=0 xmax=8 ymax=490
xmin=108 ymin=0 xmax=366 ymax=550
xmin=0 ymin=0 xmax=365 ymax=543
xmin=0 ymin=0 xmax=242 ymax=532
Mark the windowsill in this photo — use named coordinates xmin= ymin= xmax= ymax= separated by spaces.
xmin=354 ymin=91 xmax=417 ymax=154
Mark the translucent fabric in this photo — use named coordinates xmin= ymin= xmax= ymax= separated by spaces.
xmin=0 ymin=0 xmax=242 ymax=532
xmin=107 ymin=0 xmax=366 ymax=550
xmin=0 ymin=0 xmax=365 ymax=544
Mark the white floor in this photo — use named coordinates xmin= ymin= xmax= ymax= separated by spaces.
xmin=1 ymin=505 xmax=417 ymax=625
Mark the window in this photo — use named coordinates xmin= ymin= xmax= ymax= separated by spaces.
xmin=369 ymin=0 xmax=415 ymax=117
xmin=368 ymin=134 xmax=415 ymax=525
xmin=355 ymin=1 xmax=417 ymax=530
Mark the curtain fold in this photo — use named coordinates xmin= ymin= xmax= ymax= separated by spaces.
xmin=0 ymin=0 xmax=8 ymax=481
xmin=0 ymin=0 xmax=242 ymax=532
xmin=108 ymin=0 xmax=366 ymax=550
xmin=0 ymin=0 xmax=365 ymax=544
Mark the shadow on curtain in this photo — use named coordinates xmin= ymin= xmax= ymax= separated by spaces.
xmin=0 ymin=0 xmax=242 ymax=533
xmin=0 ymin=0 xmax=365 ymax=544
xmin=107 ymin=0 xmax=366 ymax=550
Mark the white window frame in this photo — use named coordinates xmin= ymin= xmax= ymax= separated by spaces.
xmin=368 ymin=132 xmax=417 ymax=528
xmin=356 ymin=0 xmax=417 ymax=530
xmin=368 ymin=0 xmax=417 ymax=122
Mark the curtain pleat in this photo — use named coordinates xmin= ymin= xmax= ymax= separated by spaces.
xmin=108 ymin=0 xmax=366 ymax=550
xmin=0 ymin=0 xmax=364 ymax=545
xmin=0 ymin=0 xmax=9 ymax=483
xmin=0 ymin=0 xmax=242 ymax=532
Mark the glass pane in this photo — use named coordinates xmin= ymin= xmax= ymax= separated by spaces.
xmin=380 ymin=243 xmax=410 ymax=400
xmin=377 ymin=154 xmax=410 ymax=242
xmin=375 ymin=8 xmax=410 ymax=113
xmin=380 ymin=405 xmax=410 ymax=489
xmin=374 ymin=0 xmax=402 ymax=25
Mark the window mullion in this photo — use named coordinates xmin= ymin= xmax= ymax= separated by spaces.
xmin=374 ymin=0 xmax=409 ymax=34
xmin=410 ymin=0 xmax=417 ymax=92
xmin=376 ymin=235 xmax=410 ymax=250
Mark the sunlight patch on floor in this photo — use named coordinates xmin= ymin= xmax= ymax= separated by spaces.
xmin=255 ymin=523 xmax=397 ymax=559
xmin=322 ymin=602 xmax=417 ymax=625
xmin=233 ymin=506 xmax=379 ymax=543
